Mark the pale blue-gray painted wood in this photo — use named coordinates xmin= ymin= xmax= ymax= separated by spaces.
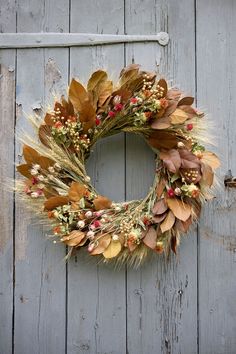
xmin=0 ymin=1 xmax=236 ymax=354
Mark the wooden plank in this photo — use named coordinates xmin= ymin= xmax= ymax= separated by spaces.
xmin=125 ymin=1 xmax=198 ymax=353
xmin=0 ymin=32 xmax=169 ymax=48
xmin=67 ymin=1 xmax=126 ymax=353
xmin=0 ymin=0 xmax=16 ymax=352
xmin=197 ymin=1 xmax=236 ymax=353
xmin=14 ymin=1 xmax=69 ymax=353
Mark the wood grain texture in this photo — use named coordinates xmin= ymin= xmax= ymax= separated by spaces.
xmin=67 ymin=1 xmax=126 ymax=354
xmin=125 ymin=1 xmax=198 ymax=353
xmin=0 ymin=0 xmax=16 ymax=352
xmin=197 ymin=1 xmax=236 ymax=353
xmin=13 ymin=1 xmax=69 ymax=353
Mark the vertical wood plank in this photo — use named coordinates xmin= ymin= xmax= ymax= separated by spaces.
xmin=197 ymin=1 xmax=236 ymax=353
xmin=125 ymin=1 xmax=198 ymax=353
xmin=0 ymin=1 xmax=16 ymax=352
xmin=14 ymin=1 xmax=69 ymax=353
xmin=67 ymin=1 xmax=127 ymax=353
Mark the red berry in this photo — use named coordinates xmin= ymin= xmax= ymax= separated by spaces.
xmin=95 ymin=117 xmax=101 ymax=126
xmin=167 ymin=188 xmax=175 ymax=198
xmin=130 ymin=97 xmax=138 ymax=104
xmin=108 ymin=111 xmax=116 ymax=118
xmin=187 ymin=123 xmax=193 ymax=131
xmin=93 ymin=220 xmax=101 ymax=228
xmin=114 ymin=103 xmax=123 ymax=111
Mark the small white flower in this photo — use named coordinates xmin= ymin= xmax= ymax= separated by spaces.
xmin=85 ymin=211 xmax=93 ymax=218
xmin=115 ymin=206 xmax=121 ymax=212
xmin=100 ymin=218 xmax=106 ymax=223
xmin=48 ymin=166 xmax=55 ymax=173
xmin=30 ymin=169 xmax=38 ymax=176
xmin=37 ymin=183 xmax=45 ymax=189
xmin=31 ymin=191 xmax=39 ymax=198
xmin=33 ymin=164 xmax=40 ymax=170
xmin=112 ymin=234 xmax=119 ymax=241
xmin=177 ymin=142 xmax=185 ymax=148
xmin=87 ymin=230 xmax=95 ymax=239
xmin=77 ymin=220 xmax=85 ymax=228
xmin=54 ymin=163 xmax=61 ymax=171
xmin=38 ymin=175 xmax=45 ymax=181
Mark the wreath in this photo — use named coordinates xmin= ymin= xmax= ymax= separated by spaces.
xmin=16 ymin=64 xmax=220 ymax=266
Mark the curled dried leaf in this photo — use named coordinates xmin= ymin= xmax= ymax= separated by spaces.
xmin=143 ymin=227 xmax=157 ymax=250
xmin=87 ymin=70 xmax=108 ymax=92
xmin=44 ymin=196 xmax=69 ymax=211
xmin=152 ymin=198 xmax=168 ymax=215
xmin=61 ymin=230 xmax=85 ymax=247
xmin=170 ymin=108 xmax=189 ymax=125
xmin=90 ymin=234 xmax=111 ymax=255
xmin=23 ymin=145 xmax=40 ymax=165
xmin=103 ymin=240 xmax=122 ymax=259
xmin=160 ymin=149 xmax=181 ymax=173
xmin=160 ymin=210 xmax=175 ymax=233
xmin=177 ymin=96 xmax=194 ymax=106
xmin=69 ymin=78 xmax=89 ymax=112
xmin=201 ymin=151 xmax=220 ymax=170
xmin=201 ymin=163 xmax=214 ymax=187
xmin=93 ymin=195 xmax=112 ymax=210
xmin=17 ymin=164 xmax=31 ymax=179
xmin=157 ymin=78 xmax=168 ymax=97
xmin=151 ymin=116 xmax=171 ymax=130
xmin=167 ymin=197 xmax=191 ymax=222
xmin=68 ymin=182 xmax=88 ymax=202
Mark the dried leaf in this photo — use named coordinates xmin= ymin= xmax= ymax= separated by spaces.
xmin=151 ymin=116 xmax=171 ymax=130
xmin=23 ymin=145 xmax=40 ymax=165
xmin=103 ymin=240 xmax=122 ymax=259
xmin=171 ymin=235 xmax=178 ymax=254
xmin=16 ymin=164 xmax=31 ymax=179
xmin=167 ymin=197 xmax=191 ymax=222
xmin=201 ymin=151 xmax=220 ymax=170
xmin=61 ymin=230 xmax=85 ymax=247
xmin=143 ymin=227 xmax=157 ymax=250
xmin=38 ymin=124 xmax=51 ymax=147
xmin=93 ymin=195 xmax=112 ymax=210
xmin=90 ymin=234 xmax=111 ymax=255
xmin=157 ymin=78 xmax=168 ymax=97
xmin=98 ymin=80 xmax=113 ymax=107
xmin=152 ymin=198 xmax=168 ymax=215
xmin=170 ymin=108 xmax=189 ymax=125
xmin=119 ymin=64 xmax=140 ymax=85
xmin=87 ymin=70 xmax=108 ymax=92
xmin=152 ymin=212 xmax=167 ymax=223
xmin=166 ymin=88 xmax=182 ymax=101
xmin=178 ymin=105 xmax=198 ymax=118
xmin=69 ymin=78 xmax=89 ymax=112
xmin=68 ymin=182 xmax=87 ymax=202
xmin=179 ymin=148 xmax=201 ymax=169
xmin=177 ymin=96 xmax=194 ymax=106
xmin=160 ymin=210 xmax=175 ymax=233
xmin=175 ymin=217 xmax=192 ymax=233
xmin=39 ymin=156 xmax=54 ymax=170
xmin=44 ymin=113 xmax=54 ymax=126
xmin=44 ymin=196 xmax=69 ymax=210
xmin=160 ymin=149 xmax=181 ymax=173
xmin=148 ymin=131 xmax=181 ymax=150
xmin=201 ymin=163 xmax=214 ymax=186
xmin=156 ymin=178 xmax=166 ymax=198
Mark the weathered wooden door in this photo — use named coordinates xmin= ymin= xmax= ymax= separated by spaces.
xmin=1 ymin=1 xmax=236 ymax=353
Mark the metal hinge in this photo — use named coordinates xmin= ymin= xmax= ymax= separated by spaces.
xmin=224 ymin=170 xmax=236 ymax=187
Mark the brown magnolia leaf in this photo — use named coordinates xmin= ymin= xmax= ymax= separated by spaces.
xmin=119 ymin=64 xmax=140 ymax=85
xmin=90 ymin=234 xmax=112 ymax=255
xmin=180 ymin=167 xmax=201 ymax=184
xmin=93 ymin=195 xmax=112 ymax=211
xmin=148 ymin=131 xmax=189 ymax=150
xmin=201 ymin=163 xmax=214 ymax=187
xmin=157 ymin=78 xmax=168 ymax=97
xmin=103 ymin=240 xmax=122 ymax=259
xmin=111 ymin=88 xmax=132 ymax=104
xmin=98 ymin=80 xmax=113 ymax=107
xmin=61 ymin=230 xmax=85 ymax=247
xmin=201 ymin=151 xmax=220 ymax=170
xmin=178 ymin=105 xmax=198 ymax=119
xmin=179 ymin=148 xmax=201 ymax=169
xmin=166 ymin=197 xmax=191 ymax=222
xmin=68 ymin=182 xmax=87 ymax=202
xmin=39 ymin=156 xmax=54 ymax=170
xmin=152 ymin=198 xmax=168 ymax=215
xmin=61 ymin=96 xmax=75 ymax=116
xmin=160 ymin=210 xmax=175 ymax=233
xmin=23 ymin=145 xmax=40 ymax=165
xmin=43 ymin=187 xmax=58 ymax=199
xmin=143 ymin=227 xmax=157 ymax=250
xmin=177 ymin=96 xmax=194 ymax=106
xmin=44 ymin=196 xmax=69 ymax=210
xmin=170 ymin=108 xmax=189 ymax=125
xmin=87 ymin=70 xmax=108 ymax=92
xmin=151 ymin=116 xmax=171 ymax=130
xmin=175 ymin=217 xmax=192 ymax=233
xmin=156 ymin=178 xmax=166 ymax=198
xmin=160 ymin=149 xmax=181 ymax=173
xmin=38 ymin=124 xmax=51 ymax=147
xmin=152 ymin=212 xmax=167 ymax=223
xmin=166 ymin=88 xmax=182 ymax=101
xmin=69 ymin=78 xmax=89 ymax=112
xmin=79 ymin=102 xmax=96 ymax=123
xmin=17 ymin=164 xmax=31 ymax=179
xmin=44 ymin=113 xmax=54 ymax=126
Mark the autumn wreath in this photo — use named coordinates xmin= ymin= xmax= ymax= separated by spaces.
xmin=16 ymin=64 xmax=220 ymax=266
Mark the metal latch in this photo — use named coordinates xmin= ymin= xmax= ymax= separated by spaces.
xmin=224 ymin=170 xmax=236 ymax=187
